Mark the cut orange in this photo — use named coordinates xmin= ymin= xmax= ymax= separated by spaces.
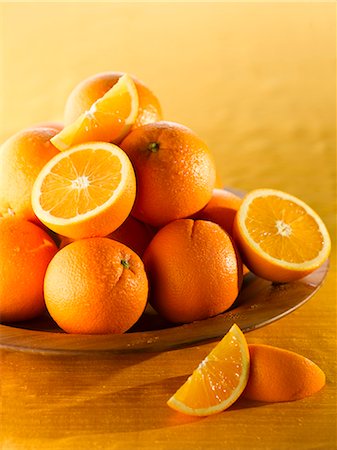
xmin=31 ymin=142 xmax=136 ymax=239
xmin=167 ymin=324 xmax=250 ymax=416
xmin=233 ymin=188 xmax=331 ymax=282
xmin=51 ymin=74 xmax=139 ymax=151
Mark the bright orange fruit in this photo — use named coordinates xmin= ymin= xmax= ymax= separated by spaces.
xmin=0 ymin=217 xmax=58 ymax=323
xmin=167 ymin=324 xmax=250 ymax=416
xmin=0 ymin=127 xmax=59 ymax=223
xmin=59 ymin=215 xmax=155 ymax=257
xmin=120 ymin=121 xmax=216 ymax=227
xmin=193 ymin=188 xmax=242 ymax=235
xmin=243 ymin=344 xmax=326 ymax=402
xmin=51 ymin=74 xmax=139 ymax=151
xmin=44 ymin=238 xmax=148 ymax=334
xmin=233 ymin=188 xmax=331 ymax=282
xmin=31 ymin=142 xmax=136 ymax=239
xmin=143 ymin=219 xmax=242 ymax=323
xmin=64 ymin=71 xmax=162 ymax=130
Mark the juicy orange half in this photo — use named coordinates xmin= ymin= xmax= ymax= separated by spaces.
xmin=51 ymin=74 xmax=139 ymax=151
xmin=167 ymin=324 xmax=250 ymax=416
xmin=233 ymin=188 xmax=331 ymax=282
xmin=31 ymin=142 xmax=136 ymax=239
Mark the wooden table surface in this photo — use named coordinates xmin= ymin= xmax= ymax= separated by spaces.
xmin=1 ymin=3 xmax=336 ymax=449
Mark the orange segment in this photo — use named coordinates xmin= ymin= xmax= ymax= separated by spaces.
xmin=233 ymin=189 xmax=331 ymax=282
xmin=31 ymin=142 xmax=136 ymax=239
xmin=51 ymin=74 xmax=139 ymax=151
xmin=167 ymin=324 xmax=250 ymax=416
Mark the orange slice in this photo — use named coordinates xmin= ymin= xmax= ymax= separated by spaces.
xmin=233 ymin=188 xmax=331 ymax=282
xmin=167 ymin=324 xmax=250 ymax=416
xmin=51 ymin=74 xmax=139 ymax=151
xmin=31 ymin=142 xmax=136 ymax=239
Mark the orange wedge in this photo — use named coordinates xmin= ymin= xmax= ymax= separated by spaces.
xmin=51 ymin=74 xmax=139 ymax=151
xmin=243 ymin=344 xmax=326 ymax=402
xmin=167 ymin=324 xmax=250 ymax=416
xmin=233 ymin=189 xmax=331 ymax=282
xmin=31 ymin=142 xmax=136 ymax=239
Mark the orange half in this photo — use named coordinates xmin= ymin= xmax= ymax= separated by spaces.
xmin=167 ymin=324 xmax=250 ymax=416
xmin=51 ymin=74 xmax=139 ymax=151
xmin=233 ymin=188 xmax=331 ymax=282
xmin=31 ymin=142 xmax=136 ymax=239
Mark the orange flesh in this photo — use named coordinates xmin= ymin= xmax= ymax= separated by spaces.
xmin=245 ymin=196 xmax=324 ymax=263
xmin=52 ymin=76 xmax=136 ymax=149
xmin=39 ymin=149 xmax=122 ymax=218
xmin=172 ymin=333 xmax=244 ymax=409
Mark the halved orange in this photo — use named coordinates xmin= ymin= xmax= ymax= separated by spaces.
xmin=51 ymin=74 xmax=139 ymax=151
xmin=31 ymin=142 xmax=136 ymax=239
xmin=167 ymin=324 xmax=250 ymax=416
xmin=233 ymin=188 xmax=331 ymax=282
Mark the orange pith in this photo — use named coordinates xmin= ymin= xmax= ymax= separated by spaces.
xmin=167 ymin=324 xmax=250 ymax=416
xmin=31 ymin=142 xmax=136 ymax=239
xmin=233 ymin=189 xmax=331 ymax=282
xmin=51 ymin=74 xmax=139 ymax=151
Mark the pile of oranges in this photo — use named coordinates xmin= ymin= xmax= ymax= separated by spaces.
xmin=0 ymin=72 xmax=331 ymax=336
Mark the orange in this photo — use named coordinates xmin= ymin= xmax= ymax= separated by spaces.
xmin=167 ymin=324 xmax=250 ymax=416
xmin=0 ymin=127 xmax=60 ymax=223
xmin=44 ymin=238 xmax=148 ymax=334
xmin=233 ymin=188 xmax=331 ymax=282
xmin=193 ymin=188 xmax=249 ymax=276
xmin=194 ymin=188 xmax=242 ymax=235
xmin=51 ymin=74 xmax=139 ymax=151
xmin=0 ymin=217 xmax=58 ymax=323
xmin=59 ymin=215 xmax=156 ymax=256
xmin=31 ymin=142 xmax=136 ymax=239
xmin=243 ymin=344 xmax=326 ymax=402
xmin=64 ymin=71 xmax=162 ymax=130
xmin=120 ymin=121 xmax=216 ymax=227
xmin=143 ymin=219 xmax=242 ymax=323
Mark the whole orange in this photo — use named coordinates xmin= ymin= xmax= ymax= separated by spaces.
xmin=64 ymin=71 xmax=162 ymax=129
xmin=0 ymin=217 xmax=58 ymax=323
xmin=120 ymin=121 xmax=216 ymax=227
xmin=193 ymin=188 xmax=242 ymax=235
xmin=143 ymin=219 xmax=242 ymax=323
xmin=44 ymin=238 xmax=148 ymax=334
xmin=0 ymin=127 xmax=60 ymax=223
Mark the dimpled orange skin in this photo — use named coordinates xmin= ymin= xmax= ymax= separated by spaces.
xmin=44 ymin=238 xmax=148 ymax=334
xmin=64 ymin=71 xmax=162 ymax=129
xmin=193 ymin=188 xmax=242 ymax=235
xmin=59 ymin=215 xmax=156 ymax=257
xmin=0 ymin=127 xmax=60 ymax=223
xmin=143 ymin=219 xmax=243 ymax=324
xmin=193 ymin=188 xmax=249 ymax=276
xmin=0 ymin=217 xmax=58 ymax=323
xmin=243 ymin=344 xmax=326 ymax=402
xmin=120 ymin=121 xmax=217 ymax=227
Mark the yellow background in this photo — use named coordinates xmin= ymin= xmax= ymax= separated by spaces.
xmin=1 ymin=2 xmax=335 ymax=228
